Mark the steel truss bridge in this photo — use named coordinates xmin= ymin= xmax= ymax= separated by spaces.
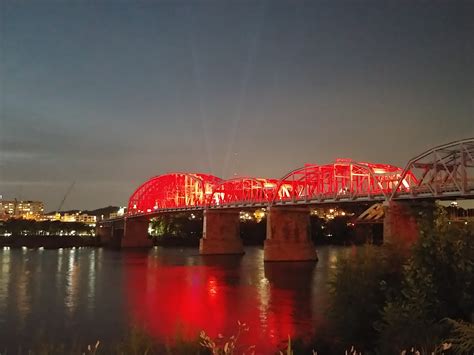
xmin=127 ymin=138 xmax=474 ymax=217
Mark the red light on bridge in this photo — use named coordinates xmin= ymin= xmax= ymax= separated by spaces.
xmin=126 ymin=160 xmax=419 ymax=215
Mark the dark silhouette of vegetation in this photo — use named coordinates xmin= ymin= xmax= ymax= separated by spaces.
xmin=311 ymin=215 xmax=380 ymax=246
xmin=328 ymin=206 xmax=474 ymax=354
xmin=328 ymin=244 xmax=406 ymax=352
xmin=377 ymin=209 xmax=474 ymax=354
xmin=149 ymin=213 xmax=203 ymax=246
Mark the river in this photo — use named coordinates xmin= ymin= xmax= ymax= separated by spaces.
xmin=0 ymin=246 xmax=354 ymax=353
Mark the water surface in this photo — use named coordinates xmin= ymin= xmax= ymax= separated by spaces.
xmin=0 ymin=246 xmax=351 ymax=353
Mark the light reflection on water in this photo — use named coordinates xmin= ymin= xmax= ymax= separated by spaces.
xmin=0 ymin=246 xmax=354 ymax=353
xmin=0 ymin=249 xmax=10 ymax=324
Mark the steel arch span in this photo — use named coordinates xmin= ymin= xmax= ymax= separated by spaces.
xmin=272 ymin=159 xmax=417 ymax=204
xmin=128 ymin=173 xmax=221 ymax=214
xmin=208 ymin=177 xmax=278 ymax=206
xmin=391 ymin=138 xmax=474 ymax=200
xmin=124 ymin=139 xmax=472 ymax=217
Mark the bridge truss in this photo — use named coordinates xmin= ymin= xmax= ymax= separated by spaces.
xmin=128 ymin=173 xmax=221 ymax=213
xmin=126 ymin=138 xmax=474 ymax=216
xmin=272 ymin=159 xmax=416 ymax=204
xmin=391 ymin=138 xmax=474 ymax=200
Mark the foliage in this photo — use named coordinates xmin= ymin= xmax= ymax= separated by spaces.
xmin=377 ymin=208 xmax=474 ymax=354
xmin=199 ymin=321 xmax=254 ymax=355
xmin=443 ymin=318 xmax=474 ymax=354
xmin=12 ymin=327 xmax=208 ymax=355
xmin=328 ymin=244 xmax=407 ymax=352
xmin=115 ymin=326 xmax=156 ymax=354
xmin=149 ymin=213 xmax=202 ymax=239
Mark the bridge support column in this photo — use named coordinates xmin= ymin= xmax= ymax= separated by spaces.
xmin=97 ymin=225 xmax=113 ymax=245
xmin=264 ymin=207 xmax=317 ymax=262
xmin=383 ymin=201 xmax=434 ymax=246
xmin=122 ymin=218 xmax=153 ymax=248
xmin=199 ymin=209 xmax=244 ymax=255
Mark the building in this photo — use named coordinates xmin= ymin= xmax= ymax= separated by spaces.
xmin=109 ymin=207 xmax=126 ymax=219
xmin=60 ymin=212 xmax=97 ymax=225
xmin=0 ymin=200 xmax=44 ymax=220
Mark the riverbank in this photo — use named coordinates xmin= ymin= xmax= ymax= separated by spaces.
xmin=0 ymin=235 xmax=100 ymax=248
xmin=0 ymin=233 xmax=373 ymax=249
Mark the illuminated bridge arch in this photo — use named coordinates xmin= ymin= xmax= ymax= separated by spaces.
xmin=272 ymin=159 xmax=416 ymax=204
xmin=128 ymin=173 xmax=221 ymax=214
xmin=391 ymin=137 xmax=474 ymax=199
xmin=209 ymin=177 xmax=278 ymax=206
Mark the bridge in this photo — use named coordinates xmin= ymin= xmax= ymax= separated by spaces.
xmin=97 ymin=138 xmax=474 ymax=261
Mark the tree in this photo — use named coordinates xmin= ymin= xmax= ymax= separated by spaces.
xmin=328 ymin=244 xmax=406 ymax=352
xmin=378 ymin=208 xmax=474 ymax=354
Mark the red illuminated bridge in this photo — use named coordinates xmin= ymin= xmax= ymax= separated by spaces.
xmin=98 ymin=138 xmax=474 ymax=261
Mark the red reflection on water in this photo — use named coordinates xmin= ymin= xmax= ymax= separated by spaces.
xmin=124 ymin=254 xmax=316 ymax=353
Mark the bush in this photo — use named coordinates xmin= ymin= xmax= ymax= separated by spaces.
xmin=377 ymin=208 xmax=474 ymax=354
xmin=443 ymin=318 xmax=474 ymax=354
xmin=328 ymin=244 xmax=406 ymax=352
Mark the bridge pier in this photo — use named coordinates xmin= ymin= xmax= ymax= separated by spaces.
xmin=97 ymin=225 xmax=113 ymax=245
xmin=97 ymin=220 xmax=124 ymax=248
xmin=122 ymin=218 xmax=153 ymax=248
xmin=264 ymin=206 xmax=317 ymax=262
xmin=383 ymin=200 xmax=434 ymax=246
xmin=199 ymin=209 xmax=244 ymax=255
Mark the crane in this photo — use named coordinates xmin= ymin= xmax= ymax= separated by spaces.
xmin=57 ymin=181 xmax=75 ymax=212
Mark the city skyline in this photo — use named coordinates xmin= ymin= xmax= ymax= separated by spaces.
xmin=1 ymin=1 xmax=473 ymax=210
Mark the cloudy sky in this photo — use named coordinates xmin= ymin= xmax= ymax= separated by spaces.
xmin=1 ymin=0 xmax=473 ymax=210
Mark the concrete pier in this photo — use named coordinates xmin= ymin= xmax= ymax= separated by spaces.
xmin=264 ymin=206 xmax=317 ymax=262
xmin=97 ymin=225 xmax=113 ymax=245
xmin=383 ymin=200 xmax=434 ymax=247
xmin=97 ymin=219 xmax=124 ymax=248
xmin=199 ymin=209 xmax=244 ymax=255
xmin=122 ymin=218 xmax=153 ymax=248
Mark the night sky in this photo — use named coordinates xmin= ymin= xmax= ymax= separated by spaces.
xmin=1 ymin=0 xmax=473 ymax=210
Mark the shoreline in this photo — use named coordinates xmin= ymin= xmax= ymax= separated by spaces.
xmin=0 ymin=235 xmax=101 ymax=249
xmin=0 ymin=233 xmax=370 ymax=250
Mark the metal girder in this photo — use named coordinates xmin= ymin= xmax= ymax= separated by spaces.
xmin=208 ymin=177 xmax=278 ymax=206
xmin=127 ymin=160 xmax=409 ymax=216
xmin=390 ymin=138 xmax=474 ymax=200
xmin=357 ymin=203 xmax=385 ymax=222
xmin=127 ymin=173 xmax=221 ymax=214
xmin=271 ymin=159 xmax=411 ymax=204
xmin=125 ymin=139 xmax=473 ymax=218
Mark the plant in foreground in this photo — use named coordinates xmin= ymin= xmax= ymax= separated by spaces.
xmin=199 ymin=321 xmax=255 ymax=355
xmin=441 ymin=318 xmax=474 ymax=355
